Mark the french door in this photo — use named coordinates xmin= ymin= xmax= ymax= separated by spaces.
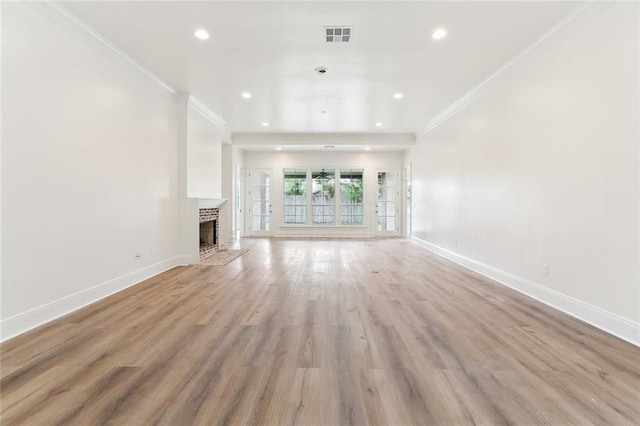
xmin=403 ymin=164 xmax=412 ymax=238
xmin=235 ymin=165 xmax=244 ymax=240
xmin=247 ymin=169 xmax=271 ymax=236
xmin=376 ymin=169 xmax=399 ymax=236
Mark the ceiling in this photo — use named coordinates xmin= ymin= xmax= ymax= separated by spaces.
xmin=61 ymin=1 xmax=577 ymax=149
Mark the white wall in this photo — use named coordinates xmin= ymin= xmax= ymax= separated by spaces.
xmin=232 ymin=146 xmax=245 ymax=239
xmin=220 ymin=143 xmax=233 ymax=247
xmin=407 ymin=2 xmax=639 ymax=344
xmin=243 ymin=150 xmax=404 ymax=237
xmin=1 ymin=3 xmax=180 ymax=340
xmin=187 ymin=108 xmax=222 ymax=199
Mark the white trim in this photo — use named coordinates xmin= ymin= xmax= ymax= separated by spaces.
xmin=411 ymin=236 xmax=640 ymax=347
xmin=30 ymin=1 xmax=176 ymax=96
xmin=279 ymin=224 xmax=367 ymax=228
xmin=188 ymin=96 xmax=228 ymax=132
xmin=419 ymin=1 xmax=603 ymax=136
xmin=30 ymin=1 xmax=232 ymax=140
xmin=0 ymin=256 xmax=181 ymax=343
xmin=198 ymin=198 xmax=228 ymax=209
xmin=177 ymin=254 xmax=198 ymax=266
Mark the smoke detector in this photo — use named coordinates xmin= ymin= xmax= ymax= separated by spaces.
xmin=325 ymin=27 xmax=351 ymax=42
xmin=315 ymin=66 xmax=327 ymax=74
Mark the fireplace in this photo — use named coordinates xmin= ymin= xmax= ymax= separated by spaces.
xmin=199 ymin=207 xmax=220 ymax=259
xmin=200 ymin=219 xmax=217 ymax=249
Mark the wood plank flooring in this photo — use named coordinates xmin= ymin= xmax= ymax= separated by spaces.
xmin=1 ymin=238 xmax=639 ymax=425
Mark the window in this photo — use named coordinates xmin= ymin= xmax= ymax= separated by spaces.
xmin=312 ymin=169 xmax=335 ymax=224
xmin=340 ymin=169 xmax=364 ymax=225
xmin=283 ymin=168 xmax=307 ymax=224
xmin=282 ymin=167 xmax=365 ymax=226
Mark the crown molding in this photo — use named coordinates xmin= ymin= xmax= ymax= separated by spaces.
xmin=31 ymin=1 xmax=231 ymax=138
xmin=419 ymin=0 xmax=603 ymax=136
xmin=30 ymin=1 xmax=176 ymax=96
xmin=188 ymin=96 xmax=229 ymax=139
xmin=186 ymin=93 xmax=231 ymax=144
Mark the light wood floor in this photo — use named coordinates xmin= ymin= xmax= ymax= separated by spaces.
xmin=1 ymin=238 xmax=639 ymax=425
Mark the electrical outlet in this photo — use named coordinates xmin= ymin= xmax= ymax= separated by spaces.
xmin=541 ymin=264 xmax=549 ymax=276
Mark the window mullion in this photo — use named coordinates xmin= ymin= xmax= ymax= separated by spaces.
xmin=306 ymin=168 xmax=312 ymax=225
xmin=336 ymin=169 xmax=341 ymax=226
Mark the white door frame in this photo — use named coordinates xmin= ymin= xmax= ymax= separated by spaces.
xmin=247 ymin=168 xmax=272 ymax=236
xmin=402 ymin=164 xmax=412 ymax=239
xmin=375 ymin=168 xmax=400 ymax=236
xmin=235 ymin=165 xmax=244 ymax=240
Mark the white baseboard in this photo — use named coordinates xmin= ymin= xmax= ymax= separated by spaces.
xmin=177 ymin=254 xmax=198 ymax=265
xmin=411 ymin=236 xmax=639 ymax=347
xmin=0 ymin=256 xmax=181 ymax=342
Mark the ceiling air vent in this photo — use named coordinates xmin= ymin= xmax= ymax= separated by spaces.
xmin=325 ymin=27 xmax=351 ymax=43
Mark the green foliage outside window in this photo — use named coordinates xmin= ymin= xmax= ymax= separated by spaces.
xmin=341 ymin=179 xmax=363 ymax=203
xmin=285 ymin=179 xmax=306 ymax=196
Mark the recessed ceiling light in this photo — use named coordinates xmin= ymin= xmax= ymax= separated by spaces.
xmin=365 ymin=147 xmax=371 ymax=151
xmin=276 ymin=147 xmax=282 ymax=151
xmin=375 ymin=122 xmax=382 ymax=127
xmin=241 ymin=92 xmax=252 ymax=99
xmin=432 ymin=28 xmax=447 ymax=40
xmin=194 ymin=29 xmax=209 ymax=40
xmin=262 ymin=122 xmax=269 ymax=127
xmin=393 ymin=93 xmax=404 ymax=99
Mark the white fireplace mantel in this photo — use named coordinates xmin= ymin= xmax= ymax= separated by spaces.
xmin=198 ymin=198 xmax=227 ymax=209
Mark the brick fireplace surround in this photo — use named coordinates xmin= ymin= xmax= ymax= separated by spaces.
xmin=199 ymin=207 xmax=219 ymax=259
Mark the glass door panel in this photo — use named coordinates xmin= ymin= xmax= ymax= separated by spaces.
xmin=377 ymin=170 xmax=398 ymax=235
xmin=248 ymin=169 xmax=271 ymax=235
